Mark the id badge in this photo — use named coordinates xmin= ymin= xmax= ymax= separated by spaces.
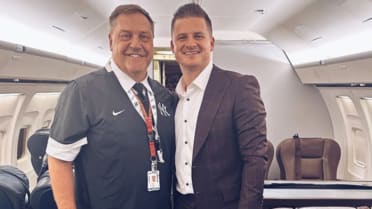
xmin=147 ymin=170 xmax=160 ymax=191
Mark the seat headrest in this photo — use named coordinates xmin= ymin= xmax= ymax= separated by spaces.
xmin=27 ymin=128 xmax=50 ymax=175
xmin=276 ymin=137 xmax=341 ymax=180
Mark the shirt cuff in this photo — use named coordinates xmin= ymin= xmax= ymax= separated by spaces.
xmin=46 ymin=136 xmax=87 ymax=161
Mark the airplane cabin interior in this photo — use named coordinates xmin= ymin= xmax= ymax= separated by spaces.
xmin=0 ymin=0 xmax=372 ymax=208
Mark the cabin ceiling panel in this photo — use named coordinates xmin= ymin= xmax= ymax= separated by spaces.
xmin=0 ymin=0 xmax=109 ymax=63
xmin=0 ymin=0 xmax=97 ymax=39
xmin=1 ymin=0 xmax=372 ymax=66
xmin=75 ymin=23 xmax=110 ymax=57
xmin=267 ymin=0 xmax=372 ymax=60
xmin=249 ymin=0 xmax=318 ymax=34
xmin=265 ymin=27 xmax=315 ymax=53
xmin=339 ymin=0 xmax=372 ymax=22
xmin=281 ymin=1 xmax=364 ymax=41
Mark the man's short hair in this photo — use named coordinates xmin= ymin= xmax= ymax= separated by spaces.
xmin=109 ymin=4 xmax=154 ymax=35
xmin=171 ymin=3 xmax=212 ymax=35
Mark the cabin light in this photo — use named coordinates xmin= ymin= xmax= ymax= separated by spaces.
xmin=336 ymin=96 xmax=351 ymax=99
xmin=153 ymin=53 xmax=175 ymax=61
xmin=361 ymin=97 xmax=372 ymax=100
xmin=0 ymin=93 xmax=21 ymax=97
xmin=34 ymin=92 xmax=60 ymax=96
xmin=348 ymin=83 xmax=369 ymax=87
xmin=153 ymin=49 xmax=175 ymax=60
xmin=155 ymin=50 xmax=173 ymax=55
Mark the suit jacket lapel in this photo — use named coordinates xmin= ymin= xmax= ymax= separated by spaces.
xmin=193 ymin=66 xmax=230 ymax=161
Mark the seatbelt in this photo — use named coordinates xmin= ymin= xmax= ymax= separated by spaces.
xmin=293 ymin=134 xmax=302 ymax=180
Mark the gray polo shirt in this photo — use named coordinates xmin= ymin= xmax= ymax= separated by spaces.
xmin=47 ymin=68 xmax=175 ymax=209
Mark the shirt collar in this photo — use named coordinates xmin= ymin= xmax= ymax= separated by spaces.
xmin=176 ymin=60 xmax=213 ymax=96
xmin=106 ymin=58 xmax=152 ymax=93
xmin=192 ymin=60 xmax=213 ymax=91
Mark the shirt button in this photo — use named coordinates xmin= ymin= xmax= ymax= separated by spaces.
xmin=185 ymin=162 xmax=188 ymax=165
xmin=186 ymin=98 xmax=190 ymax=101
xmin=186 ymin=183 xmax=189 ymax=186
xmin=184 ymin=120 xmax=187 ymax=123
xmin=184 ymin=141 xmax=188 ymax=144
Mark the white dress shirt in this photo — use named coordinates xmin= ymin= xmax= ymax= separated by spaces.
xmin=175 ymin=61 xmax=213 ymax=194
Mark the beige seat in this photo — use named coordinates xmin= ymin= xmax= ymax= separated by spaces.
xmin=265 ymin=140 xmax=274 ymax=179
xmin=276 ymin=137 xmax=341 ymax=180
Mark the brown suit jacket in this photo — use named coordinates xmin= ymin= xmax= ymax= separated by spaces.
xmin=190 ymin=65 xmax=267 ymax=209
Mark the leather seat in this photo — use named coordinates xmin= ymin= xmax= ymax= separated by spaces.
xmin=0 ymin=165 xmax=30 ymax=209
xmin=0 ymin=190 xmax=14 ymax=209
xmin=276 ymin=137 xmax=341 ymax=180
xmin=30 ymin=170 xmax=57 ymax=209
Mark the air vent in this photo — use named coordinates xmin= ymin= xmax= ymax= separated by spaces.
xmin=311 ymin=36 xmax=323 ymax=42
xmin=74 ymin=12 xmax=89 ymax=20
xmin=52 ymin=25 xmax=65 ymax=32
xmin=255 ymin=9 xmax=265 ymax=15
xmin=362 ymin=17 xmax=372 ymax=23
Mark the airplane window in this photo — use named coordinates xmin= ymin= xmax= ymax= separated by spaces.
xmin=0 ymin=93 xmax=23 ymax=161
xmin=23 ymin=92 xmax=60 ymax=132
xmin=360 ymin=97 xmax=372 ymax=157
xmin=336 ymin=96 xmax=369 ymax=179
xmin=17 ymin=127 xmax=28 ymax=159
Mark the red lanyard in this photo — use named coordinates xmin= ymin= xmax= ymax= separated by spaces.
xmin=135 ymin=94 xmax=157 ymax=160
